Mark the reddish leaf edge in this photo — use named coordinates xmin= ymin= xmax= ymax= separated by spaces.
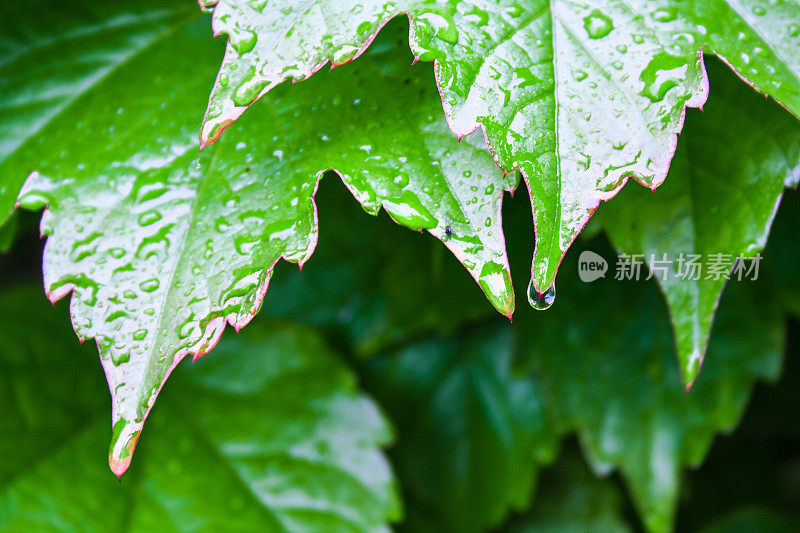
xmin=197 ymin=11 xmax=719 ymax=296
xmin=198 ymin=9 xmax=800 ymax=388
xmin=14 ymin=158 xmax=515 ymax=477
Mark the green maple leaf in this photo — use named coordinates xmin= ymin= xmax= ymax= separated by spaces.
xmin=0 ymin=287 xmax=401 ymax=531
xmin=3 ymin=4 xmax=515 ymax=475
xmin=596 ymin=59 xmax=800 ymax=387
xmin=201 ymin=0 xmax=800 ymax=294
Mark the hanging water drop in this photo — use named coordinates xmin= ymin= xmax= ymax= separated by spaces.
xmin=528 ymin=281 xmax=556 ymax=310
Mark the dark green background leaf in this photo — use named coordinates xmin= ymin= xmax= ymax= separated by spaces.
xmin=0 ymin=288 xmax=401 ymax=532
xmin=597 ymin=58 xmax=800 ymax=386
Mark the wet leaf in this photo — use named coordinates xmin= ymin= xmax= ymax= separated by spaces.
xmin=0 ymin=287 xmax=400 ymax=531
xmin=202 ymin=0 xmax=800 ymax=294
xmin=0 ymin=0 xmax=195 ymax=222
xmin=362 ymin=326 xmax=558 ymax=531
xmin=5 ymin=9 xmax=515 ymax=474
xmin=597 ymin=60 xmax=800 ymax=386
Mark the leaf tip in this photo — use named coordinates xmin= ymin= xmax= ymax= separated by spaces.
xmin=681 ymin=348 xmax=703 ymax=393
xmin=108 ymin=418 xmax=141 ymax=479
xmin=108 ymin=453 xmax=132 ymax=480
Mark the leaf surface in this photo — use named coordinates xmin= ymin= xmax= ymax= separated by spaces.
xmin=282 ymin=171 xmax=797 ymax=532
xmin=515 ymin=248 xmax=785 ymax=532
xmin=0 ymin=287 xmax=400 ymax=532
xmin=0 ymin=0 xmax=195 ymax=221
xmin=362 ymin=326 xmax=557 ymax=531
xmin=597 ymin=60 xmax=800 ymax=386
xmin=202 ymin=0 xmax=800 ymax=293
xmin=502 ymin=450 xmax=633 ymax=533
xmin=6 ymin=11 xmax=515 ymax=474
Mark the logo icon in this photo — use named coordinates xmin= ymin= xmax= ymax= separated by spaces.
xmin=578 ymin=250 xmax=608 ymax=282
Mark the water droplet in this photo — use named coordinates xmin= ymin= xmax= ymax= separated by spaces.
xmin=583 ymin=10 xmax=614 ymax=39
xmin=333 ymin=44 xmax=360 ymax=64
xmin=357 ymin=20 xmax=373 ymax=36
xmin=639 ymin=53 xmax=688 ymax=102
xmin=528 ymin=281 xmax=556 ymax=310
xmin=140 ymin=278 xmax=160 ymax=293
xmin=652 ymin=8 xmax=677 ymax=23
xmin=572 ymin=69 xmax=588 ymax=81
xmin=417 ymin=11 xmax=458 ymax=44
xmin=138 ymin=211 xmax=162 ymax=226
xmin=230 ymin=28 xmax=257 ymax=54
xmin=393 ymin=172 xmax=409 ymax=188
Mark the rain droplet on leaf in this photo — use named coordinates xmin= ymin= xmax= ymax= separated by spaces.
xmin=583 ymin=10 xmax=614 ymax=39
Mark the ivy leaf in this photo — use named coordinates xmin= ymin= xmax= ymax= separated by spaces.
xmin=201 ymin=0 xmax=800 ymax=294
xmin=516 ymin=249 xmax=786 ymax=533
xmin=597 ymin=60 xmax=800 ymax=387
xmin=0 ymin=287 xmax=401 ymax=531
xmin=361 ymin=326 xmax=558 ymax=532
xmin=6 ymin=10 xmax=515 ymax=474
xmin=0 ymin=0 xmax=195 ymax=221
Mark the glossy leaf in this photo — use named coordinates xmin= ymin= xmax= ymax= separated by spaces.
xmin=201 ymin=0 xmax=800 ymax=294
xmin=6 ymin=10 xmax=516 ymax=474
xmin=0 ymin=0 xmax=195 ymax=222
xmin=362 ymin=326 xmax=557 ymax=531
xmin=515 ymin=246 xmax=785 ymax=533
xmin=0 ymin=287 xmax=400 ymax=531
xmin=597 ymin=60 xmax=800 ymax=386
